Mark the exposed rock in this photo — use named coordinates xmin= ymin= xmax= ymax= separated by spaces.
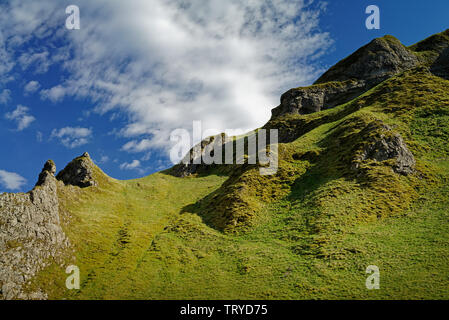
xmin=36 ymin=160 xmax=56 ymax=186
xmin=271 ymin=80 xmax=366 ymax=117
xmin=354 ymin=123 xmax=415 ymax=175
xmin=271 ymin=36 xmax=419 ymax=119
xmin=56 ymin=152 xmax=97 ymax=188
xmin=170 ymin=162 xmax=199 ymax=178
xmin=170 ymin=134 xmax=226 ymax=177
xmin=0 ymin=161 xmax=69 ymax=300
xmin=315 ymin=36 xmax=419 ymax=85
xmin=170 ymin=131 xmax=268 ymax=178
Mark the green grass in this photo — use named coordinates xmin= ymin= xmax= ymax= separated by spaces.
xmin=28 ymin=172 xmax=228 ymax=299
xmin=26 ymin=65 xmax=449 ymax=300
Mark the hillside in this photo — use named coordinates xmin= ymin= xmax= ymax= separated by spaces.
xmin=1 ymin=30 xmax=449 ymax=300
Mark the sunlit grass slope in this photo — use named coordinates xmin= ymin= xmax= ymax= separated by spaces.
xmin=28 ymin=171 xmax=228 ymax=299
xmin=29 ymin=68 xmax=449 ymax=300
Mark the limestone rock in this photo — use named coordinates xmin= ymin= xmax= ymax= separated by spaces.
xmin=56 ymin=152 xmax=97 ymax=188
xmin=354 ymin=123 xmax=415 ymax=175
xmin=271 ymin=36 xmax=419 ymax=119
xmin=35 ymin=160 xmax=56 ymax=187
xmin=170 ymin=134 xmax=225 ymax=177
xmin=271 ymin=80 xmax=366 ymax=117
xmin=0 ymin=160 xmax=69 ymax=300
xmin=315 ymin=36 xmax=419 ymax=85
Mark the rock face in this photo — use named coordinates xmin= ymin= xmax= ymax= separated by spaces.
xmin=0 ymin=160 xmax=69 ymax=300
xmin=170 ymin=134 xmax=226 ymax=177
xmin=272 ymin=80 xmax=366 ymax=117
xmin=315 ymin=36 xmax=419 ymax=84
xmin=56 ymin=152 xmax=97 ymax=188
xmin=354 ymin=123 xmax=415 ymax=175
xmin=271 ymin=36 xmax=419 ymax=119
xmin=174 ymin=34 xmax=433 ymax=177
xmin=36 ymin=160 xmax=57 ymax=186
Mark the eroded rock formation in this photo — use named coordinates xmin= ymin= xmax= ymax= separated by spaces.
xmin=353 ymin=122 xmax=415 ymax=175
xmin=271 ymin=36 xmax=419 ymax=118
xmin=0 ymin=161 xmax=69 ymax=300
xmin=56 ymin=152 xmax=97 ymax=188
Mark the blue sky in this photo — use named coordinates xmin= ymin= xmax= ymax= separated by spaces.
xmin=0 ymin=0 xmax=448 ymax=192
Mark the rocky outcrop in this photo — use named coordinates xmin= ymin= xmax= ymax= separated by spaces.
xmin=170 ymin=134 xmax=227 ymax=177
xmin=271 ymin=36 xmax=420 ymax=119
xmin=353 ymin=123 xmax=415 ymax=175
xmin=174 ymin=34 xmax=431 ymax=177
xmin=56 ymin=152 xmax=97 ymax=188
xmin=271 ymin=80 xmax=366 ymax=117
xmin=36 ymin=160 xmax=56 ymax=186
xmin=0 ymin=160 xmax=69 ymax=300
xmin=315 ymin=36 xmax=419 ymax=85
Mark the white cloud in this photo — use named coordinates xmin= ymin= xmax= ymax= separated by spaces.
xmin=0 ymin=1 xmax=68 ymax=79
xmin=95 ymin=155 xmax=109 ymax=164
xmin=40 ymin=84 xmax=67 ymax=103
xmin=24 ymin=80 xmax=41 ymax=94
xmin=121 ymin=139 xmax=154 ymax=153
xmin=0 ymin=169 xmax=27 ymax=191
xmin=5 ymin=105 xmax=36 ymax=131
xmin=100 ymin=155 xmax=109 ymax=163
xmin=0 ymin=89 xmax=11 ymax=104
xmin=18 ymin=51 xmax=51 ymax=74
xmin=50 ymin=126 xmax=92 ymax=148
xmin=0 ymin=0 xmax=332 ymax=157
xmin=141 ymin=152 xmax=152 ymax=161
xmin=120 ymin=159 xmax=141 ymax=170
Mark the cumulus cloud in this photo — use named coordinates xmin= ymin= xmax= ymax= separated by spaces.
xmin=50 ymin=126 xmax=92 ymax=148
xmin=0 ymin=169 xmax=27 ymax=190
xmin=0 ymin=89 xmax=11 ymax=104
xmin=40 ymin=84 xmax=66 ymax=103
xmin=24 ymin=80 xmax=41 ymax=94
xmin=120 ymin=159 xmax=141 ymax=170
xmin=5 ymin=105 xmax=36 ymax=131
xmin=0 ymin=0 xmax=332 ymax=158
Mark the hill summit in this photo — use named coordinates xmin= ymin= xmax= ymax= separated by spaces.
xmin=2 ymin=29 xmax=449 ymax=300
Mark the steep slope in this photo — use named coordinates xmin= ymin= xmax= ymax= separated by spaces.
xmin=128 ymin=66 xmax=449 ymax=299
xmin=2 ymin=30 xmax=449 ymax=300
xmin=27 ymin=165 xmax=228 ymax=299
xmin=0 ymin=152 xmax=110 ymax=299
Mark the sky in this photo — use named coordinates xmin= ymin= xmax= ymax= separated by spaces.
xmin=0 ymin=0 xmax=448 ymax=192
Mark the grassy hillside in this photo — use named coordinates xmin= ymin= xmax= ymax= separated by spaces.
xmin=24 ymin=66 xmax=449 ymax=299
